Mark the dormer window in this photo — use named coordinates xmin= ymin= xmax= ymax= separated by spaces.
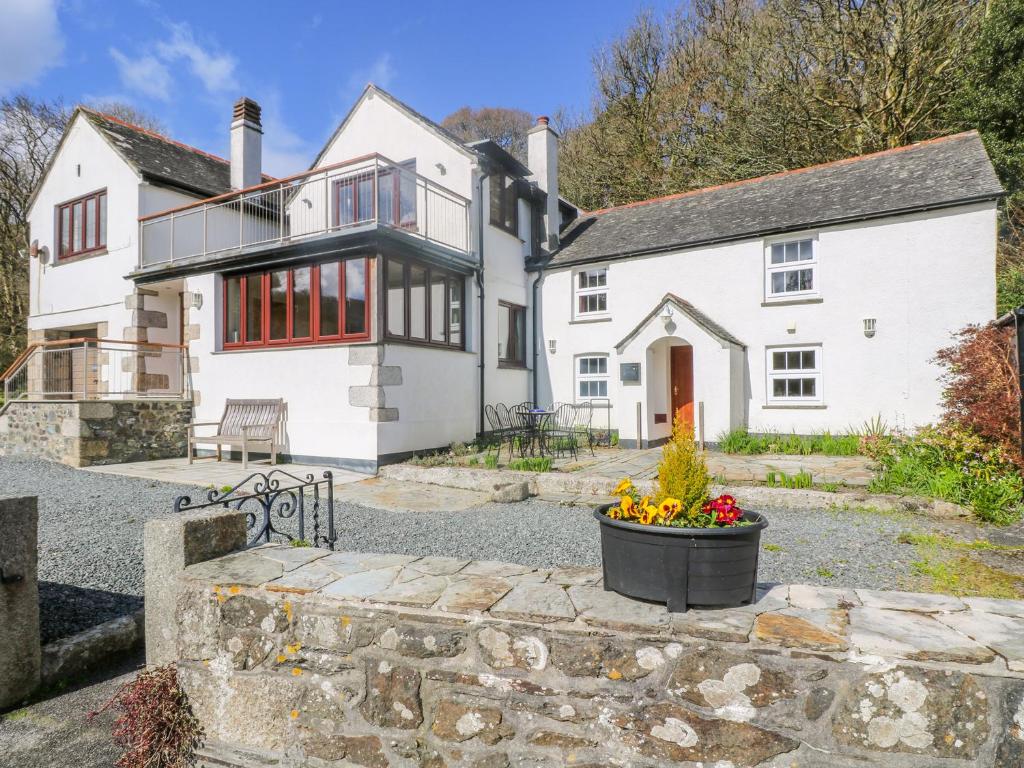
xmin=57 ymin=189 xmax=107 ymax=260
xmin=489 ymin=173 xmax=518 ymax=236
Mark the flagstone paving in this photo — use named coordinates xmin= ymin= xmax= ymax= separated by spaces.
xmin=184 ymin=544 xmax=1024 ymax=676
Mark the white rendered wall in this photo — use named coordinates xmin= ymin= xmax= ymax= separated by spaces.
xmin=27 ymin=115 xmax=141 ymax=339
xmin=538 ymin=202 xmax=997 ymax=438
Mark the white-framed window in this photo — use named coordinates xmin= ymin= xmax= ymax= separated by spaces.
xmin=765 ymin=238 xmax=817 ymax=300
xmin=576 ymin=354 xmax=609 ymax=399
xmin=574 ymin=267 xmax=608 ymax=317
xmin=766 ymin=345 xmax=822 ymax=404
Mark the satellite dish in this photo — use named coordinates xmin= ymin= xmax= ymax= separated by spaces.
xmin=38 ymin=245 xmax=50 ymax=265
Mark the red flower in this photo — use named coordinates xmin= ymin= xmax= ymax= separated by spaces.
xmin=704 ymin=494 xmax=744 ymax=526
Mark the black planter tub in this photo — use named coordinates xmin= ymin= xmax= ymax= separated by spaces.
xmin=594 ymin=504 xmax=768 ymax=613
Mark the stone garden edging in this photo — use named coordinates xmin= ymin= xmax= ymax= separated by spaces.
xmin=40 ymin=609 xmax=144 ymax=687
xmin=378 ymin=462 xmax=971 ymax=518
xmin=172 ymin=543 xmax=1024 ymax=767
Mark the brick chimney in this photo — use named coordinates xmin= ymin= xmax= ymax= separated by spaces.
xmin=527 ymin=115 xmax=559 ymax=251
xmin=230 ymin=97 xmax=262 ymax=189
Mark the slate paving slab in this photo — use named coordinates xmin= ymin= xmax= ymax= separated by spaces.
xmin=407 ymin=556 xmax=470 ymax=576
xmin=670 ymin=608 xmax=755 ymax=643
xmin=754 ymin=610 xmax=848 ymax=652
xmin=264 ymin=562 xmax=340 ymax=594
xmin=254 ymin=544 xmax=331 ymax=571
xmin=567 ymin=586 xmax=670 ymax=632
xmin=460 ymin=560 xmax=540 ymax=578
xmin=371 ymin=575 xmax=450 ymax=607
xmin=320 ymin=567 xmax=402 ymax=600
xmin=937 ymin=610 xmax=1024 ymax=671
xmin=434 ymin=576 xmax=513 ymax=613
xmin=856 ymin=589 xmax=965 ymax=613
xmin=489 ymin=583 xmax=577 ymax=623
xmin=184 ymin=551 xmax=283 ymax=586
xmin=964 ymin=597 xmax=1024 ymax=619
xmin=789 ymin=584 xmax=860 ymax=611
xmin=848 ymin=606 xmax=995 ymax=664
xmin=547 ymin=565 xmax=602 ymax=586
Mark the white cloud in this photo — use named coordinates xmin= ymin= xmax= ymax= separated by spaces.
xmin=109 ymin=48 xmax=172 ymax=101
xmin=346 ymin=53 xmax=396 ymax=94
xmin=156 ymin=23 xmax=238 ymax=95
xmin=256 ymin=91 xmax=314 ymax=177
xmin=0 ymin=0 xmax=64 ymax=93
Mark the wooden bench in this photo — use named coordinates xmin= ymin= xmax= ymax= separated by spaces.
xmin=187 ymin=398 xmax=284 ymax=469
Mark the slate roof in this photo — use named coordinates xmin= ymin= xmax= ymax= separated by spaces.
xmin=81 ymin=108 xmax=266 ymax=197
xmin=550 ymin=131 xmax=1004 ymax=268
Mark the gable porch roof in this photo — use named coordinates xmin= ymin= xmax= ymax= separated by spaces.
xmin=615 ymin=293 xmax=745 ymax=352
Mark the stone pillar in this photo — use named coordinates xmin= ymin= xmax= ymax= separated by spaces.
xmin=0 ymin=496 xmax=40 ymax=709
xmin=143 ymin=509 xmax=247 ymax=667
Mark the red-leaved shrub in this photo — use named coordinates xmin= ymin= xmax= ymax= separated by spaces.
xmin=935 ymin=323 xmax=1021 ymax=468
xmin=88 ymin=664 xmax=203 ymax=768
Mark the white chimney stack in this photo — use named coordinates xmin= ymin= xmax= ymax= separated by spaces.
xmin=527 ymin=115 xmax=560 ymax=251
xmin=230 ymin=97 xmax=262 ymax=189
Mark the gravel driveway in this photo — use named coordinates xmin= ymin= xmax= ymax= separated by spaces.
xmin=1 ymin=457 xmax=922 ymax=643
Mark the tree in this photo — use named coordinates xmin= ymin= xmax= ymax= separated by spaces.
xmin=0 ymin=95 xmax=68 ymax=374
xmin=88 ymin=101 xmax=167 ymax=133
xmin=441 ymin=106 xmax=534 ymax=162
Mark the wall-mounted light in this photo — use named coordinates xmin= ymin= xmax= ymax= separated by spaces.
xmin=863 ymin=318 xmax=877 ymax=338
xmin=188 ymin=292 xmax=204 ymax=311
xmin=787 ymin=321 xmax=797 ymax=334
xmin=548 ymin=339 xmax=557 ymax=354
xmin=660 ymin=305 xmax=674 ymax=327
xmin=435 ymin=162 xmax=447 ymax=176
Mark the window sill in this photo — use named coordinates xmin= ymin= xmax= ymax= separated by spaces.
xmin=215 ymin=339 xmax=375 ymax=354
xmin=54 ymin=248 xmax=109 ymax=265
xmin=384 ymin=337 xmax=470 ymax=354
xmin=762 ymin=403 xmax=827 ymax=410
xmin=497 ymin=361 xmax=529 ymax=371
xmin=761 ymin=297 xmax=823 ymax=307
xmin=570 ymin=316 xmax=612 ymax=325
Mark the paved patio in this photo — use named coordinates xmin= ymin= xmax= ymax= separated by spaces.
xmin=83 ymin=456 xmax=369 ymax=491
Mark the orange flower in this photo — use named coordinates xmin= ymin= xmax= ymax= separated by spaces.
xmin=613 ymin=478 xmax=633 ymax=495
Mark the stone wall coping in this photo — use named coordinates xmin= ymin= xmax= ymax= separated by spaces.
xmin=183 ymin=545 xmax=1024 ymax=678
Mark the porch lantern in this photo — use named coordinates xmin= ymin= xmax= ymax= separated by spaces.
xmin=548 ymin=339 xmax=557 ymax=354
xmin=863 ymin=318 xmax=877 ymax=338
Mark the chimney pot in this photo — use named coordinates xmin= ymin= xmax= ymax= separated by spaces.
xmin=537 ymin=115 xmax=549 ymax=126
xmin=232 ymin=97 xmax=262 ymax=126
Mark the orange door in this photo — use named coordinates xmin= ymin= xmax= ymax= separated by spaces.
xmin=670 ymin=346 xmax=694 ymax=430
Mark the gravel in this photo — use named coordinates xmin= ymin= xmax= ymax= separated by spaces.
xmin=1 ymin=457 xmax=923 ymax=643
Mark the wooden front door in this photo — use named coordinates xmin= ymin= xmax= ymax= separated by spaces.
xmin=670 ymin=345 xmax=694 ymax=430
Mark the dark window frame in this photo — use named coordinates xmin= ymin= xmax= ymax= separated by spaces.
xmin=56 ymin=188 xmax=107 ymax=261
xmin=383 ymin=255 xmax=465 ymax=350
xmin=222 ymin=255 xmax=371 ymax=349
xmin=497 ymin=301 xmax=526 ymax=368
xmin=489 ymin=173 xmax=518 ymax=237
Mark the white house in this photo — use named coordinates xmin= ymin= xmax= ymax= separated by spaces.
xmin=11 ymin=84 xmax=1002 ymax=469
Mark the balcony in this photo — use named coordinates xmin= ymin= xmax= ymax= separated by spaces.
xmin=138 ymin=154 xmax=472 ymax=272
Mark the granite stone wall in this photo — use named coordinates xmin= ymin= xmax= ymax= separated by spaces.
xmin=174 ymin=545 xmax=1024 ymax=768
xmin=0 ymin=399 xmax=192 ymax=467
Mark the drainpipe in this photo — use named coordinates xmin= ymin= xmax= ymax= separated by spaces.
xmin=531 ymin=267 xmax=543 ymax=405
xmin=476 ymin=169 xmax=491 ymax=436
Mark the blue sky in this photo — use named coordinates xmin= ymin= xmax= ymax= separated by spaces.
xmin=1 ymin=0 xmax=677 ymax=176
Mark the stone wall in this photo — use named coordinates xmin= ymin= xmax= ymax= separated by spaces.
xmin=0 ymin=496 xmax=40 ymax=710
xmin=174 ymin=545 xmax=1024 ymax=768
xmin=0 ymin=399 xmax=192 ymax=467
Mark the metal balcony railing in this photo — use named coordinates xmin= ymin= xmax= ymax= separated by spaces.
xmin=1 ymin=338 xmax=190 ymax=404
xmin=138 ymin=154 xmax=471 ymax=268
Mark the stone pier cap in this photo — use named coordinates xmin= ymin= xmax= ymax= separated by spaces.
xmin=175 ymin=545 xmax=1024 ymax=767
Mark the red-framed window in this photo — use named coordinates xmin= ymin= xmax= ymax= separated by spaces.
xmin=332 ymin=160 xmax=417 ymax=229
xmin=57 ymin=189 xmax=107 ymax=260
xmin=224 ymin=256 xmax=370 ymax=348
xmin=384 ymin=255 xmax=464 ymax=350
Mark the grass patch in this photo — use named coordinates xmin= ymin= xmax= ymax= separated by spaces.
xmin=765 ymin=470 xmax=813 ymax=489
xmin=1 ymin=708 xmax=31 ymax=722
xmin=719 ymin=428 xmax=861 ymax=456
xmin=508 ymin=457 xmax=553 ymax=472
xmin=762 ymin=543 xmax=783 ymax=552
xmin=899 ymin=531 xmax=1024 ymax=598
xmin=815 ymin=566 xmax=835 ymax=579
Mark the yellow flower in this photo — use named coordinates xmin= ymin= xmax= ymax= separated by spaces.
xmin=619 ymin=496 xmax=636 ymax=518
xmin=613 ymin=478 xmax=633 ymax=495
xmin=639 ymin=505 xmax=659 ymax=525
xmin=659 ymin=497 xmax=683 ymax=522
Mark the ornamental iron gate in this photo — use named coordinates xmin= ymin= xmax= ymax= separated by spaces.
xmin=174 ymin=469 xmax=336 ymax=550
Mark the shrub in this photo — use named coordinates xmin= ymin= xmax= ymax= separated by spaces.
xmin=88 ymin=664 xmax=203 ymax=768
xmin=655 ymin=419 xmax=711 ymax=523
xmin=867 ymin=424 xmax=1023 ymax=525
xmin=935 ymin=323 xmax=1021 ymax=468
xmin=484 ymin=453 xmax=499 ymax=469
xmin=765 ymin=470 xmax=813 ymax=489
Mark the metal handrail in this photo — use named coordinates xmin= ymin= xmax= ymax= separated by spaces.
xmin=2 ymin=338 xmax=190 ymax=403
xmin=139 ymin=153 xmax=472 ymax=267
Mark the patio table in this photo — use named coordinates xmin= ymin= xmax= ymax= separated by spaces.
xmin=520 ymin=409 xmax=555 ymax=457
